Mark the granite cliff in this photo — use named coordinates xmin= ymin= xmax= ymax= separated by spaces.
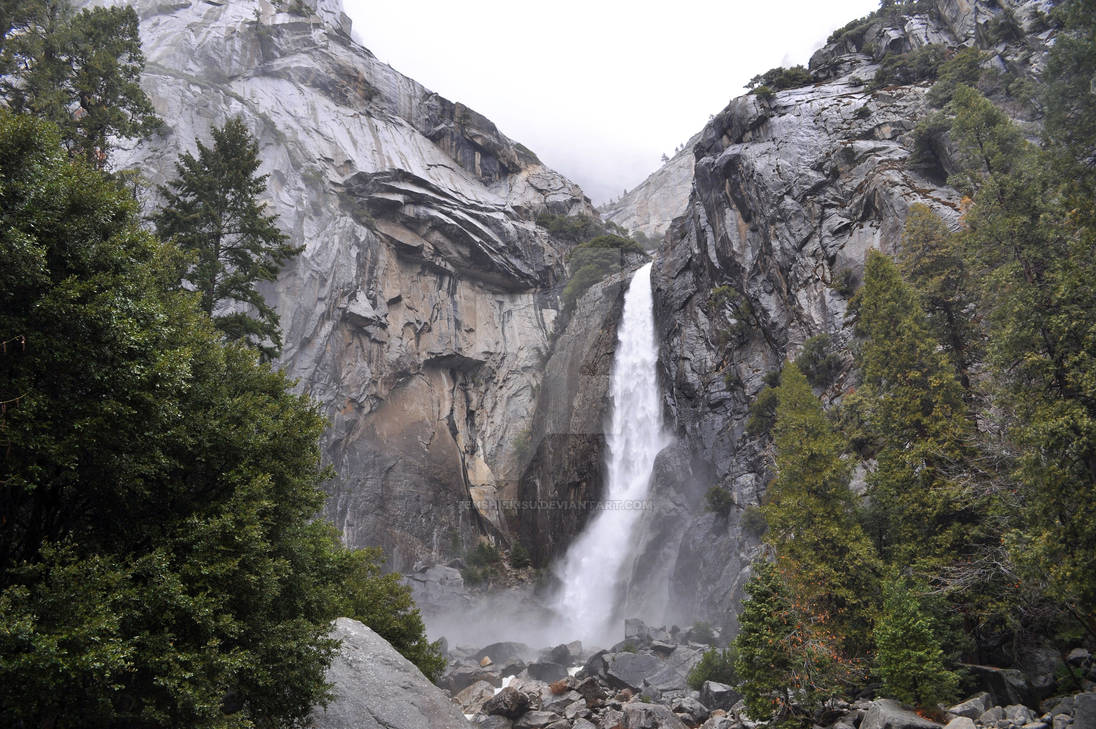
xmin=87 ymin=0 xmax=601 ymax=570
xmin=613 ymin=0 xmax=1057 ymax=630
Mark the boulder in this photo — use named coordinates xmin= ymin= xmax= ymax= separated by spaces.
xmin=474 ymin=718 xmax=513 ymax=729
xmin=1074 ymin=692 xmax=1096 ymax=729
xmin=981 ymin=706 xmax=1006 ymax=723
xmin=944 ymin=717 xmax=977 ymax=729
xmin=626 ymin=618 xmax=651 ymax=643
xmin=603 ymin=652 xmax=664 ymax=691
xmin=965 ymin=665 xmax=1040 ymax=708
xmin=583 ymin=650 xmax=609 ymax=679
xmin=527 ymin=662 xmax=568 ymax=683
xmin=310 ymin=618 xmax=473 ymax=729
xmin=949 ymin=693 xmax=992 ymax=720
xmin=1007 ymin=705 xmax=1038 ymax=725
xmin=1068 ymin=649 xmax=1092 ymax=667
xmin=672 ymin=695 xmax=712 ymax=723
xmin=622 ymin=702 xmax=690 ymax=729
xmin=576 ymin=675 xmax=606 ymax=705
xmin=476 ymin=643 xmax=532 ymax=665
xmin=701 ymin=681 xmax=741 ymax=711
xmin=645 ymin=646 xmax=703 ymax=694
xmin=543 ymin=644 xmax=573 ymax=666
xmin=483 ymin=686 xmax=530 ymax=719
xmin=861 ymin=699 xmax=943 ymax=729
xmin=455 ymin=680 xmax=497 ymax=714
xmin=598 ymin=710 xmax=624 ymax=729
xmin=513 ymin=711 xmax=561 ymax=728
xmin=444 ymin=665 xmax=502 ymax=693
xmin=573 ymin=720 xmax=598 ymax=729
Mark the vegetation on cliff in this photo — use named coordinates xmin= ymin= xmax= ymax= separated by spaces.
xmin=734 ymin=1 xmax=1096 ymax=722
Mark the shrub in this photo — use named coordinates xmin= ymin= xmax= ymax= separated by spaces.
xmin=748 ymin=65 xmax=813 ymax=92
xmin=466 ymin=542 xmax=502 ymax=568
xmin=753 ymin=85 xmax=775 ymax=103
xmin=706 ymin=486 xmax=735 ymax=518
xmin=509 ymin=542 xmax=532 ymax=569
xmin=741 ymin=505 xmax=768 ymax=536
xmin=832 ymin=267 xmax=860 ymax=297
xmin=746 ymin=385 xmax=779 ymax=436
xmin=561 ymin=234 xmax=645 ymax=312
xmin=689 ymin=621 xmax=717 ymax=645
xmin=796 ymin=334 xmax=842 ymax=388
xmin=926 ymin=47 xmax=985 ymax=107
xmin=687 ymin=647 xmax=738 ymax=690
xmin=535 ymin=212 xmax=606 ymax=244
xmin=871 ymin=44 xmax=948 ymax=88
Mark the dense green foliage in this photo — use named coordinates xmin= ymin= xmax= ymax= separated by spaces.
xmin=747 ymin=65 xmax=812 ymax=92
xmin=734 ymin=7 xmax=1096 ymax=718
xmin=0 ymin=112 xmax=441 ymax=727
xmin=871 ymin=44 xmax=947 ymax=89
xmin=794 ymin=334 xmax=842 ymax=389
xmin=0 ymin=0 xmax=159 ymax=167
xmin=687 ymin=646 xmax=737 ymax=690
xmin=874 ymin=575 xmax=960 ymax=708
xmin=154 ymin=118 xmax=301 ymax=359
xmin=561 ymin=234 xmax=645 ymax=312
xmin=705 ymin=486 xmax=735 ymax=518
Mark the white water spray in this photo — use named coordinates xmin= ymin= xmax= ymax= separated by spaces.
xmin=551 ymin=261 xmax=669 ymax=647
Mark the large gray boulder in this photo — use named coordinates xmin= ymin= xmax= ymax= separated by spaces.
xmin=1074 ymin=692 xmax=1096 ymax=729
xmin=602 ymin=652 xmax=664 ymax=691
xmin=622 ymin=702 xmax=690 ymax=729
xmin=311 ymin=618 xmax=472 ymax=729
xmin=861 ymin=699 xmax=942 ymax=729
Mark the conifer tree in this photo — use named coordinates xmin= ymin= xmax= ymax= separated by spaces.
xmin=851 ymin=250 xmax=979 ymax=573
xmin=897 ymin=204 xmax=977 ymax=387
xmin=155 ymin=118 xmax=300 ymax=359
xmin=0 ymin=0 xmax=159 ymax=167
xmin=763 ymin=362 xmax=880 ymax=653
xmin=874 ymin=575 xmax=959 ymax=708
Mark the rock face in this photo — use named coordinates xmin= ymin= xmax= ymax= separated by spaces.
xmin=600 ymin=135 xmax=700 ymax=243
xmin=311 ymin=617 xmax=472 ymax=729
xmin=86 ymin=0 xmax=597 ymax=569
xmin=606 ymin=0 xmax=1056 ymax=630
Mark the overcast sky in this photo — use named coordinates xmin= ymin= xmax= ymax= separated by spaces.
xmin=344 ymin=0 xmax=880 ymax=205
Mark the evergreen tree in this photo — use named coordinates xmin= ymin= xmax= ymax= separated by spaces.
xmin=0 ymin=0 xmax=159 ymax=167
xmin=897 ymin=204 xmax=977 ymax=387
xmin=154 ymin=118 xmax=300 ymax=359
xmin=764 ymin=362 xmax=880 ymax=653
xmin=851 ymin=250 xmax=980 ymax=573
xmin=0 ymin=111 xmax=439 ymax=727
xmin=874 ymin=575 xmax=959 ymax=708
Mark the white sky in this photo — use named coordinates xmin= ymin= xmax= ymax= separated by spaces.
xmin=344 ymin=0 xmax=880 ymax=205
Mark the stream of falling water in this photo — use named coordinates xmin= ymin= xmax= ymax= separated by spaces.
xmin=551 ymin=261 xmax=669 ymax=647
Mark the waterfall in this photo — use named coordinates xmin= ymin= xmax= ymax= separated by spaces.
xmin=552 ymin=261 xmax=669 ymax=647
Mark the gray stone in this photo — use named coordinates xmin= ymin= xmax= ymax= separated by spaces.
xmin=542 ymin=690 xmax=582 ymax=713
xmin=1008 ymin=705 xmax=1038 ymax=725
xmin=1050 ymin=699 xmax=1074 ymax=718
xmin=477 ymin=643 xmax=533 ymax=665
xmin=967 ymin=665 xmax=1040 ymax=709
xmin=576 ymin=675 xmax=605 ymax=704
xmin=527 ymin=662 xmax=567 ymax=683
xmin=454 ymin=680 xmax=496 ymax=714
xmin=944 ymin=717 xmax=977 ymax=729
xmin=672 ymin=695 xmax=712 ymax=722
xmin=513 ymin=712 xmax=561 ymax=729
xmin=544 ymin=722 xmax=570 ymax=729
xmin=861 ymin=699 xmax=943 ymax=729
xmin=573 ymin=720 xmax=597 ymax=729
xmin=1023 ymin=722 xmax=1050 ymax=729
xmin=309 ymin=618 xmax=472 ymax=729
xmin=622 ymin=702 xmax=690 ymax=729
xmin=1068 ymin=649 xmax=1092 ymax=667
xmin=602 ymin=651 xmax=664 ymax=691
xmin=564 ymin=698 xmax=590 ymax=720
xmin=949 ymin=693 xmax=992 ymax=720
xmin=483 ymin=686 xmax=530 ymax=720
xmin=444 ymin=665 xmax=502 ymax=693
xmin=543 ymin=644 xmax=573 ymax=666
xmin=1053 ymin=714 xmax=1071 ymax=729
xmin=598 ymin=710 xmax=624 ymax=729
xmin=700 ymin=681 xmax=741 ymax=711
xmin=982 ymin=708 xmax=1007 ymax=724
xmin=1074 ymin=693 xmax=1096 ymax=729
xmin=474 ymin=718 xmax=513 ymax=729
xmin=625 ymin=618 xmax=651 ymax=642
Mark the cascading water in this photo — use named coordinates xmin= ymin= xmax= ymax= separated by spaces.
xmin=551 ymin=261 xmax=669 ymax=646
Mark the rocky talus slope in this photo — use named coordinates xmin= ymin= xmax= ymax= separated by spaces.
xmin=88 ymin=0 xmax=597 ymax=569
xmin=427 ymin=619 xmax=1096 ymax=729
xmin=598 ymin=0 xmax=1057 ymax=631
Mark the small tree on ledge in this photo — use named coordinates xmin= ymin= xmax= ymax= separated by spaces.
xmin=155 ymin=117 xmax=300 ymax=359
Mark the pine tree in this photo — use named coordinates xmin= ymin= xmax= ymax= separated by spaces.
xmin=0 ymin=0 xmax=159 ymax=167
xmin=851 ymin=250 xmax=980 ymax=573
xmin=874 ymin=575 xmax=959 ymax=708
xmin=155 ymin=118 xmax=300 ymax=359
